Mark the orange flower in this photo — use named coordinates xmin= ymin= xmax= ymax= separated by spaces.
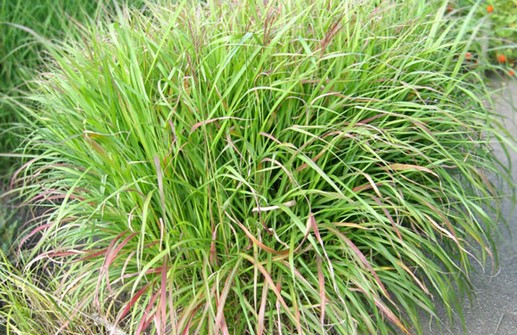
xmin=486 ymin=5 xmax=494 ymax=13
xmin=465 ymin=52 xmax=472 ymax=60
xmin=497 ymin=54 xmax=507 ymax=63
xmin=509 ymin=69 xmax=516 ymax=77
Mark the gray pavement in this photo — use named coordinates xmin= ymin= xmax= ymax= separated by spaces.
xmin=423 ymin=79 xmax=517 ymax=335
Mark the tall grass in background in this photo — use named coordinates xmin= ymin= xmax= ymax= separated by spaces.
xmin=9 ymin=0 xmax=514 ymax=334
xmin=1 ymin=0 xmax=97 ymax=166
xmin=0 ymin=0 xmax=149 ymax=263
xmin=0 ymin=0 xmax=150 ymax=170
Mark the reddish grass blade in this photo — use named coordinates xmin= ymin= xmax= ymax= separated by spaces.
xmin=226 ymin=131 xmax=244 ymax=161
xmin=179 ymin=302 xmax=203 ymax=335
xmin=352 ymin=182 xmax=378 ymax=193
xmin=474 ymin=168 xmax=496 ymax=196
xmin=355 ymin=285 xmax=409 ymax=335
xmin=319 ymin=19 xmax=342 ymax=54
xmin=118 ymin=284 xmax=152 ymax=321
xmin=85 ymin=135 xmax=107 ymax=157
xmin=309 ymin=213 xmax=336 ymax=291
xmin=357 ymin=113 xmax=385 ymax=125
xmin=214 ymin=260 xmax=241 ymax=334
xmin=10 ymin=157 xmax=38 ymax=189
xmin=38 ymin=250 xmax=81 ymax=258
xmin=327 ymin=226 xmax=390 ymax=299
xmin=316 ymin=255 xmax=326 ymax=325
xmin=160 ymin=256 xmax=168 ymax=334
xmin=384 ymin=163 xmax=437 ymax=177
xmin=18 ymin=222 xmax=54 ymax=249
xmin=95 ymin=232 xmax=136 ymax=300
xmin=225 ymin=212 xmax=289 ymax=256
xmin=292 ymin=293 xmax=302 ymax=335
xmin=398 ymin=261 xmax=430 ymax=295
xmin=135 ymin=291 xmax=160 ymax=335
xmin=257 ymin=278 xmax=269 ymax=335
xmin=296 ymin=147 xmax=327 ymax=172
xmin=240 ymin=253 xmax=296 ymax=324
xmin=259 ymin=132 xmax=283 ymax=145
xmin=419 ymin=199 xmax=459 ymax=243
xmin=275 ymin=279 xmax=283 ymax=335
xmin=106 ymin=232 xmax=138 ymax=267
xmin=190 ymin=116 xmax=245 ymax=133
xmin=79 ymin=248 xmax=108 ymax=261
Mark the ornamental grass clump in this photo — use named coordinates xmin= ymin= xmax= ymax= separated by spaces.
xmin=14 ymin=0 xmax=513 ymax=334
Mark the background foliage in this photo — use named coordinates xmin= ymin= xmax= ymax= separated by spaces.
xmin=450 ymin=0 xmax=517 ymax=74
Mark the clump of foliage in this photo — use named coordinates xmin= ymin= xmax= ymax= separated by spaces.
xmin=13 ymin=0 xmax=513 ymax=334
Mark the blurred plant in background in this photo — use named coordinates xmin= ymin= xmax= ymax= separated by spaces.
xmin=448 ymin=0 xmax=517 ymax=76
xmin=1 ymin=0 xmax=100 ymax=167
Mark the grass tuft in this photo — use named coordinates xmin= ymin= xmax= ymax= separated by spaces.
xmin=11 ymin=0 xmax=515 ymax=334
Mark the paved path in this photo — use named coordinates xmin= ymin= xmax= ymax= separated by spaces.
xmin=424 ymin=79 xmax=517 ymax=335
